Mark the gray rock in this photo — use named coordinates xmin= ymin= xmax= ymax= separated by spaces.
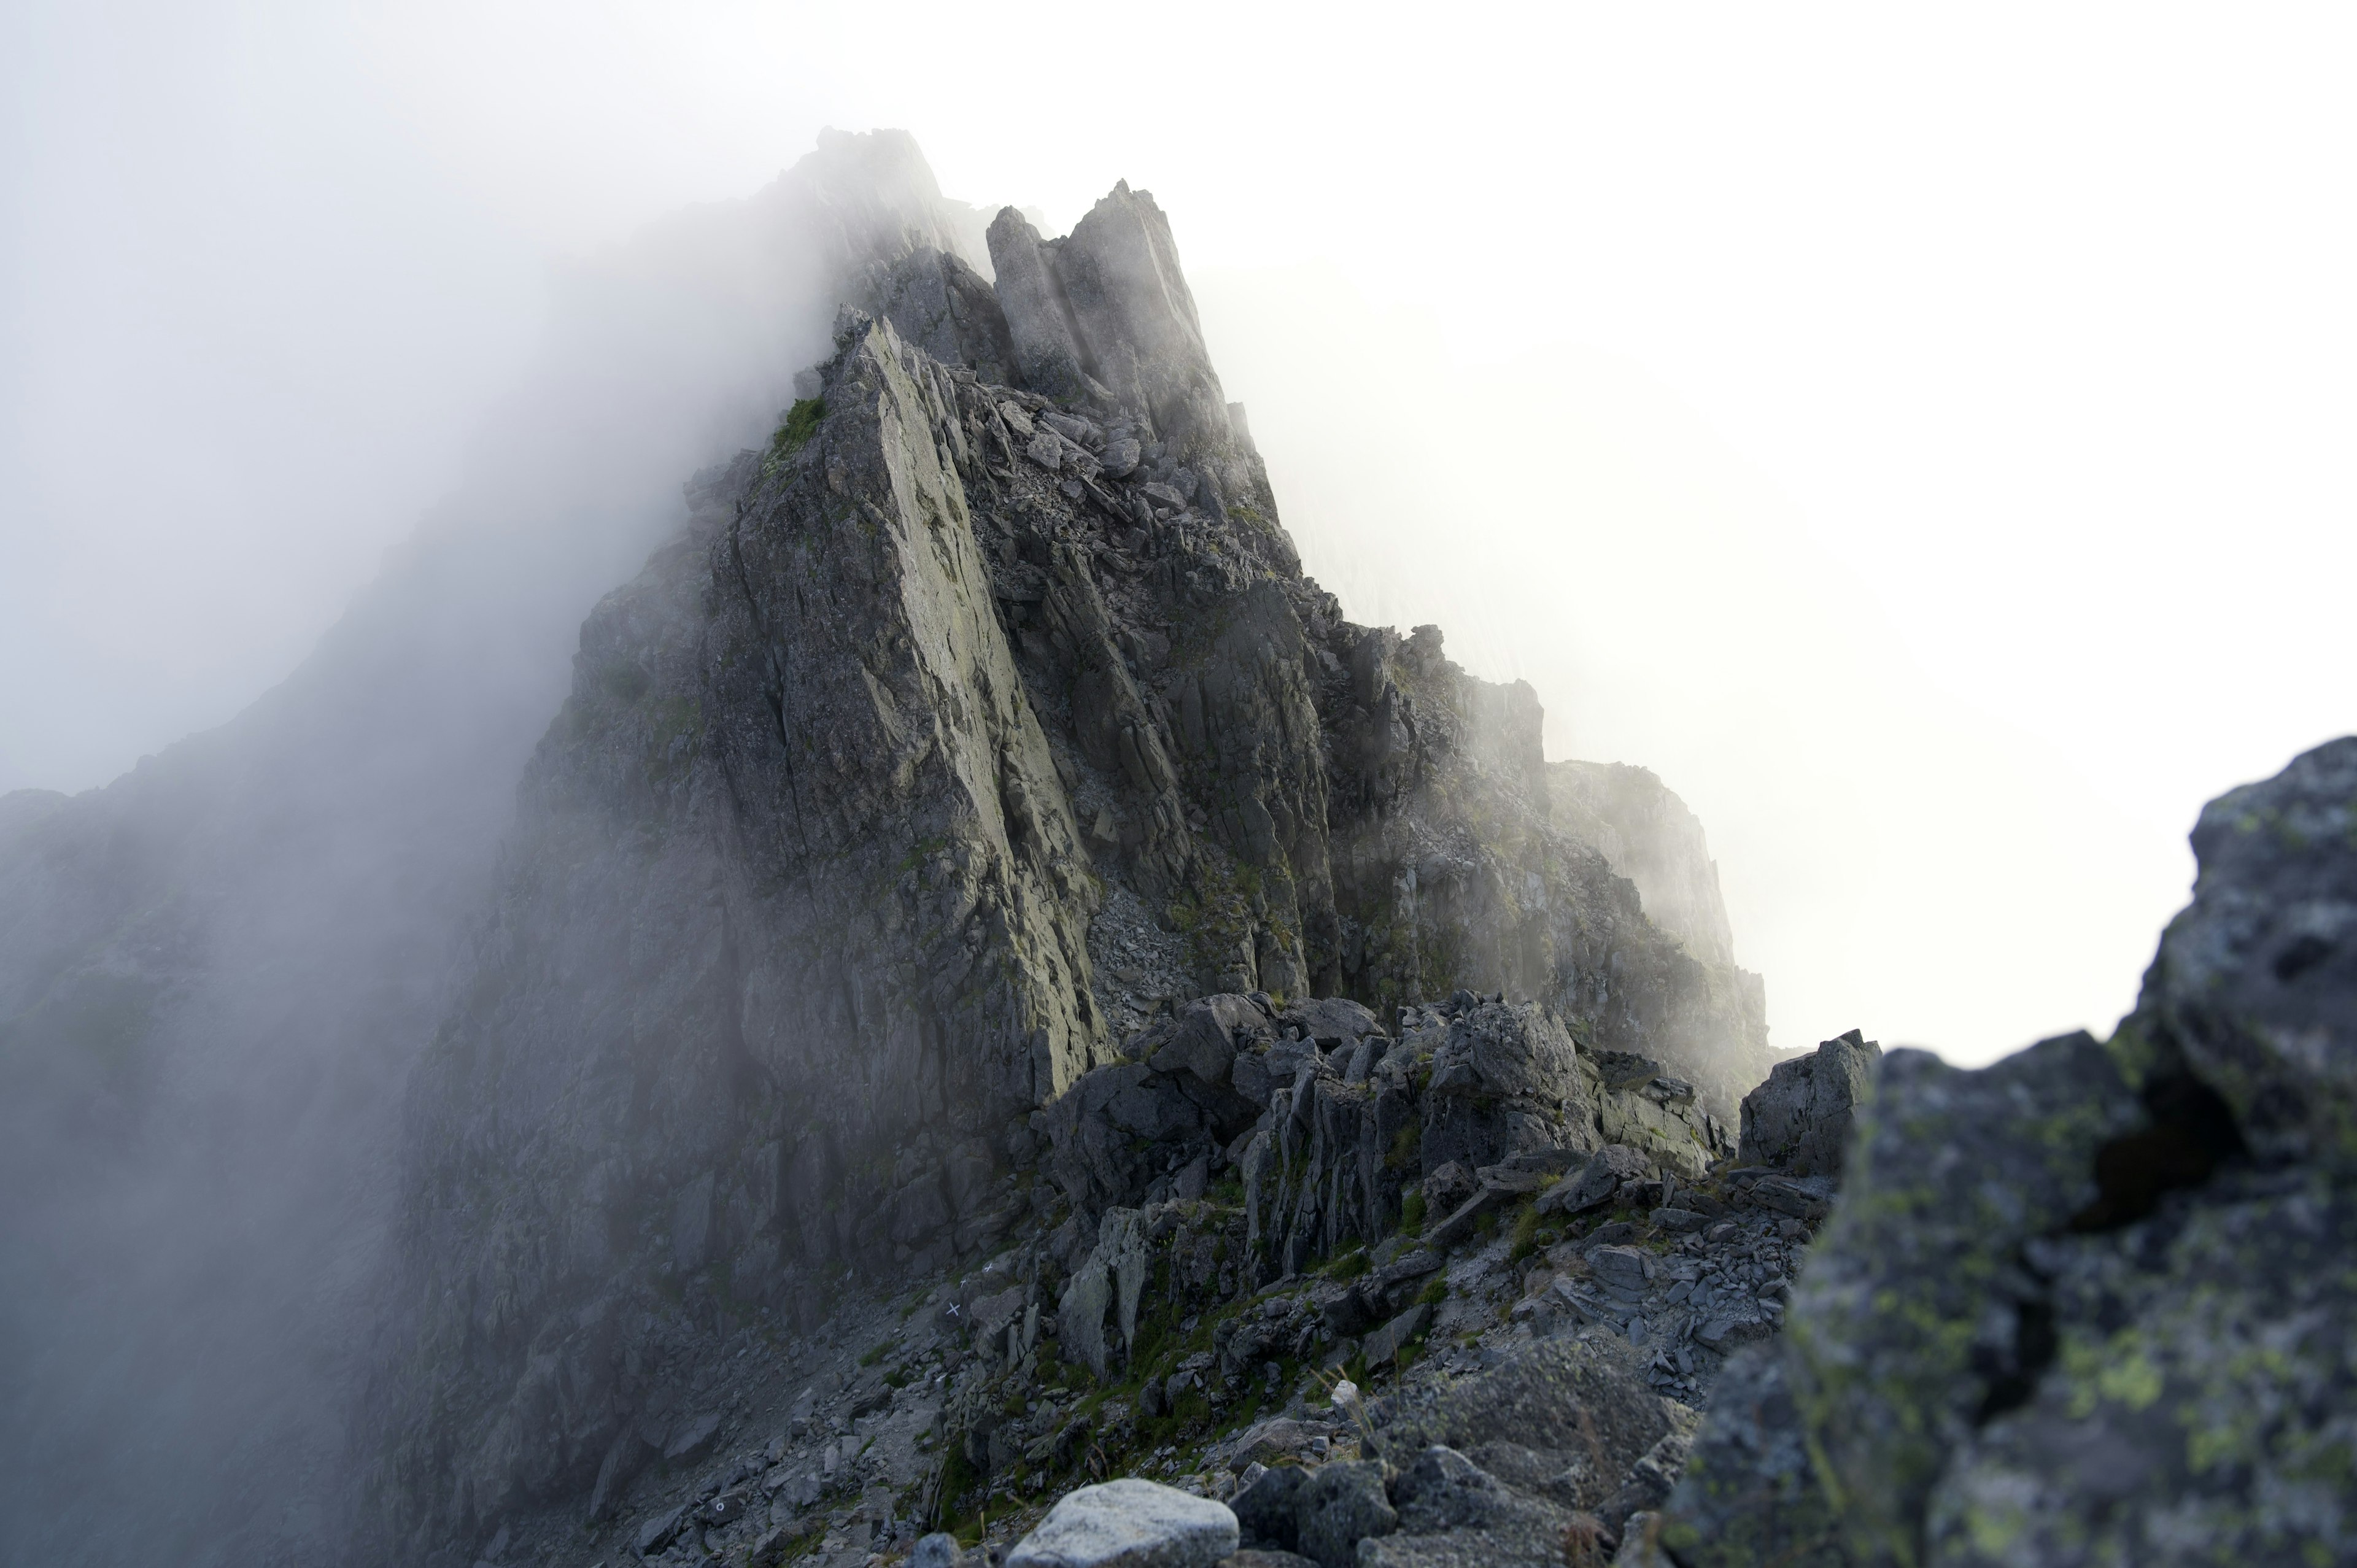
xmin=663 ymin=1411 xmax=722 ymax=1463
xmin=1026 ymin=430 xmax=1066 ymax=471
xmin=1292 ymin=1461 xmax=1396 ymax=1568
xmin=1422 ymin=1167 xmax=1549 ymax=1249
xmin=1278 ymin=997 xmax=1382 ymax=1049
xmin=1538 ymin=1145 xmax=1655 ymax=1217
xmin=2134 ymin=735 xmax=2357 ymax=1168
xmin=1777 ymin=1032 xmax=2148 ymax=1563
xmin=1362 ymin=1446 xmax=1585 ymax=1568
xmin=1099 ymin=438 xmax=1143 ymax=477
xmin=1225 ymin=1418 xmax=1333 ymax=1474
xmin=1587 ymin=1245 xmax=1649 ymax=1292
xmin=1922 ymin=1165 xmax=2357 ymax=1566
xmin=1657 ymin=1345 xmax=1842 ymax=1568
xmin=1005 ymin=1478 xmax=1238 ymax=1568
xmin=1230 ymin=1462 xmax=1303 ymax=1549
xmin=1737 ymin=1029 xmax=1880 ymax=1176
xmin=1360 ymin=1302 xmax=1431 ymax=1368
xmin=1420 ymin=1163 xmax=1476 ymax=1217
xmin=635 ymin=1505 xmax=687 ymax=1557
xmin=1374 ymin=1334 xmax=1667 ymax=1511
xmin=910 ymin=1533 xmax=962 ymax=1568
xmin=749 ymin=1526 xmax=793 ymax=1567
xmin=1219 ymin=1552 xmax=1317 ymax=1568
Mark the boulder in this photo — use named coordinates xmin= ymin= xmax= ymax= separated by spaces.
xmin=1279 ymin=996 xmax=1382 ymax=1049
xmin=1736 ymin=1029 xmax=1880 ymax=1176
xmin=1537 ymin=1145 xmax=1655 ymax=1217
xmin=635 ymin=1504 xmax=688 ymax=1557
xmin=1293 ymin=1461 xmax=1398 ymax=1568
xmin=1420 ymin=1162 xmax=1476 ymax=1216
xmin=1657 ymin=1343 xmax=1843 ymax=1568
xmin=1360 ymin=1302 xmax=1431 ymax=1368
xmin=1372 ymin=1335 xmax=1666 ymax=1512
xmin=1005 ymin=1478 xmax=1238 ymax=1568
xmin=1230 ymin=1462 xmax=1304 ymax=1550
xmin=1360 ymin=1446 xmax=1587 ymax=1568
xmin=2134 ymin=735 xmax=2357 ymax=1168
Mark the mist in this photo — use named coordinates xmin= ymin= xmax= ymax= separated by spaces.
xmin=5 ymin=3 xmax=2355 ymax=1562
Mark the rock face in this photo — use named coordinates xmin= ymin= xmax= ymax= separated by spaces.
xmin=1663 ymin=737 xmax=2357 ymax=1567
xmin=0 ymin=128 xmax=993 ymax=1568
xmin=366 ymin=179 xmax=1770 ymax=1553
xmin=1738 ymin=1029 xmax=1880 ymax=1177
xmin=1549 ymin=760 xmax=1741 ymax=972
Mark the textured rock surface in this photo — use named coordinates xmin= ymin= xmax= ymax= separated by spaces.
xmin=1005 ymin=1478 xmax=1237 ymax=1567
xmin=1738 ymin=1029 xmax=1881 ymax=1176
xmin=1549 ymin=760 xmax=1741 ymax=973
xmin=1662 ymin=738 xmax=2357 ymax=1568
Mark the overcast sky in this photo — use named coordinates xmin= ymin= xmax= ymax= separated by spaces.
xmin=6 ymin=2 xmax=2352 ymax=1064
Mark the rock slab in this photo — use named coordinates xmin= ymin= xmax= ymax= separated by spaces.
xmin=1006 ymin=1478 xmax=1239 ymax=1568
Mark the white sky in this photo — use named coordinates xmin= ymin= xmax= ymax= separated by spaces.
xmin=5 ymin=2 xmax=2352 ymax=1064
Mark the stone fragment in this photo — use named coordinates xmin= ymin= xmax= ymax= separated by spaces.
xmin=1230 ymin=1462 xmax=1304 ymax=1549
xmin=1099 ymin=437 xmax=1143 ymax=477
xmin=1292 ymin=1460 xmax=1397 ymax=1568
xmin=1026 ymin=431 xmax=1066 ymax=471
xmin=663 ymin=1411 xmax=722 ymax=1463
xmin=1422 ymin=1167 xmax=1549 ymax=1249
xmin=1737 ymin=1029 xmax=1880 ymax=1176
xmin=1420 ymin=1163 xmax=1475 ymax=1216
xmin=1005 ymin=1478 xmax=1239 ymax=1568
xmin=1538 ymin=1145 xmax=1654 ymax=1217
xmin=1360 ymin=1302 xmax=1431 ymax=1367
xmin=635 ymin=1504 xmax=687 ymax=1556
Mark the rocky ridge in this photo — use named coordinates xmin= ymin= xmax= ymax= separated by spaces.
xmin=367 ymin=171 xmax=1771 ymax=1560
xmin=535 ymin=740 xmax=2357 ymax=1568
xmin=414 ymin=991 xmax=1856 ymax=1568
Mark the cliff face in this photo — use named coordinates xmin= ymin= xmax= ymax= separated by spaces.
xmin=373 ymin=180 xmax=1773 ymax=1552
xmin=1550 ymin=760 xmax=1740 ymax=971
xmin=0 ymin=130 xmax=989 ymax=1568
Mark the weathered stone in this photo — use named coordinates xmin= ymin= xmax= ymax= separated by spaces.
xmin=1539 ymin=1145 xmax=1655 ymax=1217
xmin=1361 ymin=1446 xmax=1585 ymax=1568
xmin=2133 ymin=735 xmax=2357 ymax=1169
xmin=1005 ymin=1478 xmax=1238 ymax=1568
xmin=1658 ymin=1344 xmax=1843 ymax=1568
xmin=1229 ymin=1462 xmax=1304 ymax=1549
xmin=1293 ymin=1461 xmax=1397 ymax=1568
xmin=1739 ymin=1030 xmax=1881 ymax=1177
xmin=1778 ymin=1033 xmax=2148 ymax=1565
xmin=1374 ymin=1334 xmax=1668 ymax=1510
xmin=1422 ymin=1163 xmax=1476 ymax=1216
xmin=635 ymin=1504 xmax=688 ymax=1556
xmin=1360 ymin=1302 xmax=1432 ymax=1368
xmin=1279 ymin=997 xmax=1382 ymax=1049
xmin=1922 ymin=1165 xmax=2357 ymax=1566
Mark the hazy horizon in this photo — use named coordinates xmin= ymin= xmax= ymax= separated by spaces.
xmin=7 ymin=2 xmax=2353 ymax=1067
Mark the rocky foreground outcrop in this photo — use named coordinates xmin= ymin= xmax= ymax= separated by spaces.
xmin=1657 ymin=736 xmax=2357 ymax=1567
xmin=368 ymin=176 xmax=1769 ymax=1558
xmin=454 ymin=745 xmax=2357 ymax=1568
